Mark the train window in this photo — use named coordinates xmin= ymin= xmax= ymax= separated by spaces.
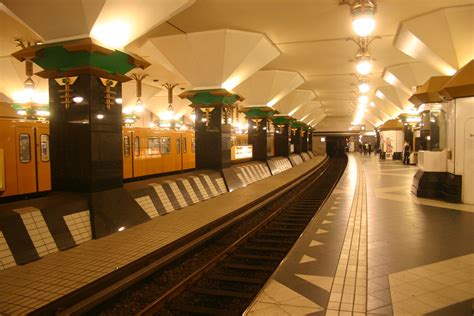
xmin=40 ymin=134 xmax=50 ymax=162
xmin=134 ymin=136 xmax=140 ymax=156
xmin=19 ymin=133 xmax=31 ymax=163
xmin=176 ymin=138 xmax=181 ymax=154
xmin=191 ymin=137 xmax=196 ymax=153
xmin=124 ymin=136 xmax=131 ymax=157
xmin=183 ymin=137 xmax=187 ymax=153
xmin=160 ymin=137 xmax=171 ymax=154
xmin=147 ymin=137 xmax=160 ymax=155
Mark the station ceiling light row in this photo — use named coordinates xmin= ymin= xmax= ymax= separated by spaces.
xmin=340 ymin=0 xmax=378 ymax=127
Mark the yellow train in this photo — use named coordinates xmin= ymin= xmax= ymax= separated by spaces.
xmin=0 ymin=119 xmax=196 ymax=199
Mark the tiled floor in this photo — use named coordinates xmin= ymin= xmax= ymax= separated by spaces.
xmin=0 ymin=156 xmax=326 ymax=315
xmin=246 ymin=154 xmax=474 ymax=315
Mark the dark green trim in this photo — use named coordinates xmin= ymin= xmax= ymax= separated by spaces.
xmin=33 ymin=46 xmax=134 ymax=75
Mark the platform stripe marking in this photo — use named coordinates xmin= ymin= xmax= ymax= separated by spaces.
xmin=165 ymin=181 xmax=188 ymax=209
xmin=0 ymin=231 xmax=16 ymax=270
xmin=190 ymin=176 xmax=209 ymax=200
xmin=197 ymin=175 xmax=215 ymax=197
xmin=179 ymin=178 xmax=200 ymax=203
xmin=16 ymin=208 xmax=58 ymax=257
xmin=252 ymin=164 xmax=265 ymax=180
xmin=250 ymin=165 xmax=261 ymax=181
xmin=175 ymin=179 xmax=195 ymax=205
xmin=135 ymin=196 xmax=160 ymax=218
xmin=210 ymin=177 xmax=226 ymax=194
xmin=200 ymin=174 xmax=220 ymax=196
xmin=63 ymin=210 xmax=92 ymax=244
xmin=241 ymin=167 xmax=255 ymax=183
xmin=215 ymin=178 xmax=228 ymax=193
xmin=151 ymin=184 xmax=175 ymax=213
xmin=188 ymin=177 xmax=206 ymax=201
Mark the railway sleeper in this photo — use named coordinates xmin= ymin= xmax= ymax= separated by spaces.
xmin=208 ymin=274 xmax=265 ymax=284
xmin=259 ymin=232 xmax=299 ymax=238
xmin=169 ymin=303 xmax=238 ymax=316
xmin=243 ymin=245 xmax=289 ymax=252
xmin=221 ymin=263 xmax=276 ymax=272
xmin=250 ymin=238 xmax=296 ymax=245
xmin=232 ymin=253 xmax=283 ymax=261
xmin=269 ymin=222 xmax=307 ymax=227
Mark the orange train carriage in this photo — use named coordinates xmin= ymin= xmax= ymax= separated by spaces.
xmin=0 ymin=119 xmax=195 ymax=199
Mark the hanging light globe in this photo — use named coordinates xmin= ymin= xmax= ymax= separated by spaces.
xmin=351 ymin=0 xmax=377 ymax=37
xmin=356 ymin=57 xmax=372 ymax=75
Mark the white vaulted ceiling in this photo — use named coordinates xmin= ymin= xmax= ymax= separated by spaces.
xmin=1 ymin=0 xmax=473 ymax=130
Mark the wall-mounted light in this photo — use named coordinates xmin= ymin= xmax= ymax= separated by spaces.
xmin=72 ymin=96 xmax=84 ymax=104
xmin=115 ymin=98 xmax=123 ymax=104
xmin=96 ymin=113 xmax=104 ymax=120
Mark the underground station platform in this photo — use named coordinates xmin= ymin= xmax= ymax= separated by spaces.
xmin=0 ymin=153 xmax=472 ymax=315
xmin=1 ymin=1 xmax=474 ymax=315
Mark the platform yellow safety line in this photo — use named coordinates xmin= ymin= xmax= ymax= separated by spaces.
xmin=327 ymin=158 xmax=368 ymax=315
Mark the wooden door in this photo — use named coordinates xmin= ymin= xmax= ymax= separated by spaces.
xmin=35 ymin=126 xmax=51 ymax=192
xmin=15 ymin=126 xmax=37 ymax=194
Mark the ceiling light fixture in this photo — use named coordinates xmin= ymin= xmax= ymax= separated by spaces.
xmin=358 ymin=76 xmax=371 ymax=93
xmin=130 ymin=74 xmax=148 ymax=114
xmin=161 ymin=83 xmax=178 ymax=121
xmin=340 ymin=0 xmax=377 ymax=36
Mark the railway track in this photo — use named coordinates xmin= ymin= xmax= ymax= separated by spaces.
xmin=138 ymin=156 xmax=347 ymax=316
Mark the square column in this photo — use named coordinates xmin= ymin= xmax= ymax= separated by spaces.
xmin=181 ymin=89 xmax=242 ymax=170
xmin=49 ymin=75 xmax=123 ymax=192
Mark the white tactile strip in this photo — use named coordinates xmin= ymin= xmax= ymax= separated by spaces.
xmin=135 ymin=196 xmax=160 ymax=218
xmin=0 ymin=231 xmax=15 ymax=271
xmin=165 ymin=180 xmax=188 ymax=208
xmin=327 ymin=159 xmax=368 ymax=315
xmin=63 ymin=210 xmax=92 ymax=245
xmin=16 ymin=207 xmax=58 ymax=258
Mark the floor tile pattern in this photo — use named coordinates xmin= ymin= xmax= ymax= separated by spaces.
xmin=16 ymin=208 xmax=58 ymax=258
xmin=0 ymin=232 xmax=15 ymax=270
xmin=62 ymin=211 xmax=92 ymax=245
xmin=134 ymin=196 xmax=160 ymax=218
xmin=389 ymin=254 xmax=474 ymax=315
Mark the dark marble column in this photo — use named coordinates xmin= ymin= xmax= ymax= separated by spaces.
xmin=13 ymin=38 xmax=151 ymax=238
xmin=301 ymin=129 xmax=309 ymax=152
xmin=291 ymin=127 xmax=302 ymax=154
xmin=49 ymin=75 xmax=123 ymax=192
xmin=274 ymin=123 xmax=291 ymax=157
xmin=181 ymin=89 xmax=242 ymax=170
xmin=247 ymin=118 xmax=268 ymax=162
xmin=194 ymin=105 xmax=232 ymax=170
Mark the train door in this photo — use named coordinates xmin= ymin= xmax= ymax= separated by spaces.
xmin=123 ymin=129 xmax=133 ymax=179
xmin=176 ymin=133 xmax=183 ymax=171
xmin=15 ymin=126 xmax=37 ymax=194
xmin=35 ymin=126 xmax=51 ymax=192
xmin=132 ymin=130 xmax=143 ymax=177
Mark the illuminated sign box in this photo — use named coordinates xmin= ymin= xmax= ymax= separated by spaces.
xmin=231 ymin=145 xmax=253 ymax=160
